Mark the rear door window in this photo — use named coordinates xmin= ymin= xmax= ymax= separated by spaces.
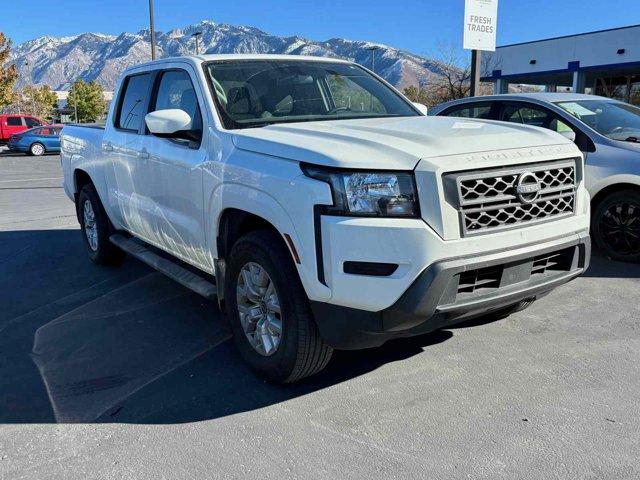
xmin=500 ymin=103 xmax=572 ymax=133
xmin=116 ymin=73 xmax=152 ymax=132
xmin=442 ymin=103 xmax=494 ymax=119
xmin=40 ymin=127 xmax=59 ymax=136
xmin=6 ymin=117 xmax=22 ymax=126
xmin=25 ymin=117 xmax=41 ymax=128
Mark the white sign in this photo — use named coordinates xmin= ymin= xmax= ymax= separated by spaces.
xmin=463 ymin=0 xmax=498 ymax=51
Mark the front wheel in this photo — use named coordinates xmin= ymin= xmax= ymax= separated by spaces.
xmin=29 ymin=142 xmax=45 ymax=156
xmin=225 ymin=230 xmax=333 ymax=383
xmin=592 ymin=190 xmax=640 ymax=263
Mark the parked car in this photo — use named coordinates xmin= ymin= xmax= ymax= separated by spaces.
xmin=8 ymin=125 xmax=63 ymax=156
xmin=430 ymin=93 xmax=640 ymax=263
xmin=60 ymin=55 xmax=590 ymax=382
xmin=0 ymin=114 xmax=47 ymax=145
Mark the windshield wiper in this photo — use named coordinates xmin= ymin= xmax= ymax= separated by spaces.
xmin=236 ymin=121 xmax=276 ymax=129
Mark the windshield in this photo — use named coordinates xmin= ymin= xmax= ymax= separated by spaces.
xmin=556 ymin=99 xmax=640 ymax=142
xmin=205 ymin=60 xmax=418 ymax=129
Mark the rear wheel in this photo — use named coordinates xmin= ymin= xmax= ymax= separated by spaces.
xmin=78 ymin=184 xmax=125 ymax=265
xmin=29 ymin=142 xmax=45 ymax=156
xmin=225 ymin=230 xmax=332 ymax=383
xmin=592 ymin=190 xmax=640 ymax=263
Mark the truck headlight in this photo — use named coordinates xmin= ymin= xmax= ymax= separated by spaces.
xmin=302 ymin=165 xmax=419 ymax=218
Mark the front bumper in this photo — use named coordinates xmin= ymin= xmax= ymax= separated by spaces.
xmin=311 ymin=231 xmax=590 ymax=350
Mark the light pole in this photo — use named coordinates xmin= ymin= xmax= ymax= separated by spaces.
xmin=23 ymin=60 xmax=36 ymax=116
xmin=367 ymin=46 xmax=381 ymax=74
xmin=192 ymin=32 xmax=203 ymax=55
xmin=148 ymin=0 xmax=157 ymax=60
xmin=72 ymin=84 xmax=78 ymax=123
xmin=470 ymin=50 xmax=481 ymax=97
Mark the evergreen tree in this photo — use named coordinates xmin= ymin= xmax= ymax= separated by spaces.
xmin=66 ymin=80 xmax=107 ymax=123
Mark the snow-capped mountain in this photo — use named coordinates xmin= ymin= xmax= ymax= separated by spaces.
xmin=8 ymin=20 xmax=445 ymax=91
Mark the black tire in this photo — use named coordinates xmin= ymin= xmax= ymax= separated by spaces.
xmin=77 ymin=184 xmax=125 ymax=266
xmin=29 ymin=142 xmax=45 ymax=156
xmin=592 ymin=189 xmax=640 ymax=263
xmin=225 ymin=229 xmax=333 ymax=383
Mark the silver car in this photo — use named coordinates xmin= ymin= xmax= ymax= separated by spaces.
xmin=430 ymin=93 xmax=640 ymax=263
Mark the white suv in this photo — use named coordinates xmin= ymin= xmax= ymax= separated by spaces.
xmin=61 ymin=55 xmax=591 ymax=382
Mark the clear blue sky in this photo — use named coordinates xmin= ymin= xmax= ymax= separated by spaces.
xmin=3 ymin=0 xmax=639 ymax=56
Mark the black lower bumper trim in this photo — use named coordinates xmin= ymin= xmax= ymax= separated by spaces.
xmin=310 ymin=232 xmax=590 ymax=350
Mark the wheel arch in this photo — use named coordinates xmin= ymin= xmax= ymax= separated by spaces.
xmin=73 ymin=169 xmax=95 ymax=221
xmin=591 ymin=179 xmax=640 ymax=211
xmin=217 ymin=208 xmax=288 ymax=260
xmin=215 ymin=206 xmax=302 ymax=304
xmin=73 ymin=168 xmax=94 ymax=194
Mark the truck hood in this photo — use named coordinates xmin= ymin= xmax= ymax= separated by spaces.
xmin=231 ymin=116 xmax=573 ymax=170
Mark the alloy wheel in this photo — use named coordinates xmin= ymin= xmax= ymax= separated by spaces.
xmin=83 ymin=199 xmax=98 ymax=251
xmin=31 ymin=144 xmax=44 ymax=156
xmin=599 ymin=201 xmax=640 ymax=257
xmin=236 ymin=262 xmax=282 ymax=356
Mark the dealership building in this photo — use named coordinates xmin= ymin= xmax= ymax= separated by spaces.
xmin=482 ymin=24 xmax=640 ymax=105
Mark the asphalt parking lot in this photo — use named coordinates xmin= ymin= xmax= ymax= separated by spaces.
xmin=1 ymin=149 xmax=639 ymax=480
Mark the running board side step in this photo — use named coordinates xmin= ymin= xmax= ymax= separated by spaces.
xmin=109 ymin=234 xmax=217 ymax=300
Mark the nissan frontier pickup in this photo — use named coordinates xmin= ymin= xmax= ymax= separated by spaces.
xmin=61 ymin=55 xmax=591 ymax=382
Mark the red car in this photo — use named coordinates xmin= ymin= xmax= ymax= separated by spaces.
xmin=0 ymin=114 xmax=47 ymax=145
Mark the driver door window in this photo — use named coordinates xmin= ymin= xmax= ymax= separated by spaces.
xmin=152 ymin=70 xmax=203 ymax=147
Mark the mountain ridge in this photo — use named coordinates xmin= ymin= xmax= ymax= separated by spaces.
xmin=8 ymin=20 xmax=445 ymax=91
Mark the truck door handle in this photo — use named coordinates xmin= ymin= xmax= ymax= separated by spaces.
xmin=103 ymin=142 xmax=113 ymax=152
xmin=138 ymin=149 xmax=150 ymax=160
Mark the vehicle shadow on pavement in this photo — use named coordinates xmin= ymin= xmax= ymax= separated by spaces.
xmin=2 ymin=229 xmax=636 ymax=424
xmin=582 ymin=253 xmax=640 ymax=278
xmin=0 ymin=228 xmax=451 ymax=425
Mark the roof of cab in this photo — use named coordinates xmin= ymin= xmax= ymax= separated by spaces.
xmin=123 ymin=54 xmax=352 ymax=73
xmin=430 ymin=92 xmax=621 ymax=115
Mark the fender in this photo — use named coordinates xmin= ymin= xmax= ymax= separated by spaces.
xmin=205 ymin=181 xmax=332 ymax=303
xmin=589 ymin=174 xmax=640 ymax=200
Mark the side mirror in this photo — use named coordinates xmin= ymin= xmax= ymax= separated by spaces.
xmin=559 ymin=130 xmax=577 ymax=143
xmin=413 ymin=102 xmax=429 ymax=116
xmin=145 ymin=109 xmax=200 ymax=142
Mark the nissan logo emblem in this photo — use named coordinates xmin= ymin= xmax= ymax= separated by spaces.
xmin=515 ymin=172 xmax=541 ymax=204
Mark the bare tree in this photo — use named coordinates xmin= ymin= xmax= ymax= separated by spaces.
xmin=404 ymin=42 xmax=492 ymax=107
xmin=431 ymin=42 xmax=472 ymax=102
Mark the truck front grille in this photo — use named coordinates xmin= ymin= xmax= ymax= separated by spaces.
xmin=444 ymin=160 xmax=577 ymax=236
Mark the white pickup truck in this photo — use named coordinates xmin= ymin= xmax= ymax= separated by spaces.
xmin=61 ymin=55 xmax=591 ymax=382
